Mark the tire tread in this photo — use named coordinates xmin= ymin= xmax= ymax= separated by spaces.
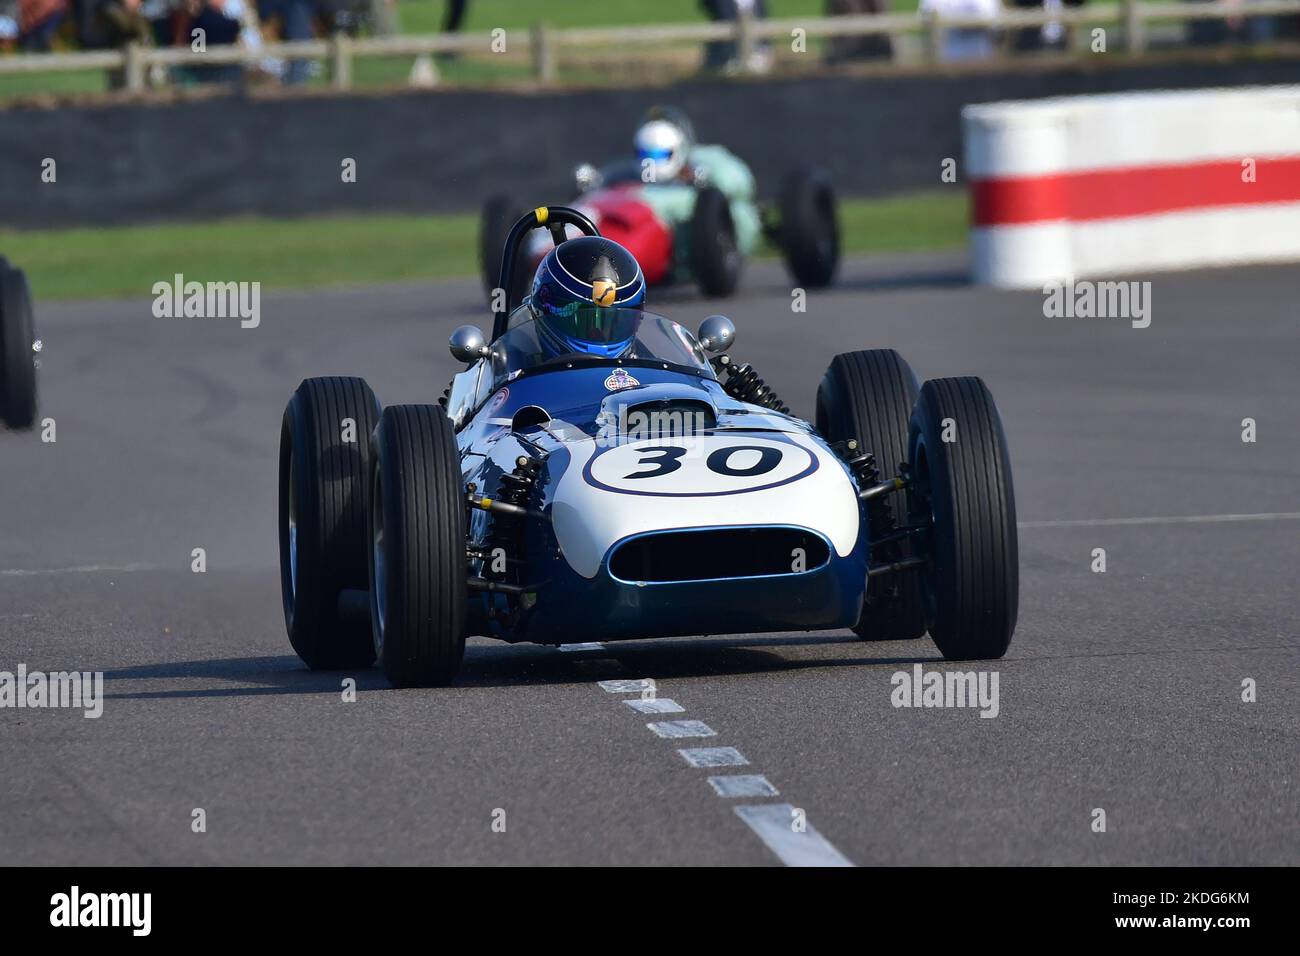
xmin=373 ymin=404 xmax=466 ymax=686
xmin=910 ymin=377 xmax=1017 ymax=660
xmin=279 ymin=376 xmax=380 ymax=670
xmin=816 ymin=349 xmax=925 ymax=640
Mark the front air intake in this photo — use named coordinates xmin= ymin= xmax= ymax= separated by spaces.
xmin=609 ymin=527 xmax=830 ymax=583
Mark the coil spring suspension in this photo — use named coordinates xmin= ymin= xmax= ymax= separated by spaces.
xmin=840 ymin=446 xmax=904 ymax=604
xmin=497 ymin=456 xmax=541 ymax=509
xmin=483 ymin=456 xmax=543 ymax=588
xmin=710 ymin=354 xmax=790 ymax=414
xmin=848 ymin=452 xmax=891 ymax=532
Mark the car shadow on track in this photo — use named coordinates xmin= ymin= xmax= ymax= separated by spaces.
xmin=97 ymin=635 xmax=944 ymax=698
xmin=571 ymin=634 xmax=943 ymax=686
xmin=98 ymin=655 xmax=393 ymax=700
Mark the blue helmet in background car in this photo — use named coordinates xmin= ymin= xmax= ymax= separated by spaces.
xmin=528 ymin=236 xmax=647 ymax=358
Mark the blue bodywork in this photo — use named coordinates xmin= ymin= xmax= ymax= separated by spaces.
xmin=448 ymin=339 xmax=870 ymax=645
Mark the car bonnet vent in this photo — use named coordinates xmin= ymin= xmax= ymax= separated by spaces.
xmin=617 ymin=399 xmax=716 ymax=438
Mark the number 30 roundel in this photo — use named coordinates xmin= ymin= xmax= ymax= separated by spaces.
xmin=582 ymin=434 xmax=818 ymax=497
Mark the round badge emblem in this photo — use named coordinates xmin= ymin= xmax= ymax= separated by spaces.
xmin=604 ymin=368 xmax=640 ymax=391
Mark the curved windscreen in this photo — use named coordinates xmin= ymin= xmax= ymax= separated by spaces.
xmin=490 ymin=309 xmax=712 ymax=386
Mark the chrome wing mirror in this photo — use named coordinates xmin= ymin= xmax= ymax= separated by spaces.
xmin=697 ymin=315 xmax=735 ymax=353
xmin=449 ymin=325 xmax=488 ymax=363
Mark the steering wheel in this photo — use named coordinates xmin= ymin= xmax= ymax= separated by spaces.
xmin=493 ymin=205 xmax=601 ymax=341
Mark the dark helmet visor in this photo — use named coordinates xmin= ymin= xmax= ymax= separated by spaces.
xmin=542 ymin=305 xmax=643 ymax=345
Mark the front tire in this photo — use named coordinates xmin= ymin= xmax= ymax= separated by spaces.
xmin=369 ymin=404 xmax=467 ymax=687
xmin=688 ymin=186 xmax=742 ymax=298
xmin=907 ymin=377 xmax=1018 ymax=661
xmin=279 ymin=376 xmax=381 ymax=670
xmin=0 ymin=258 xmax=38 ymax=430
xmin=817 ymin=350 xmax=925 ymax=641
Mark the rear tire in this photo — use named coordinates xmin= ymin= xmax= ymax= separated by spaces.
xmin=479 ymin=194 xmax=530 ymax=310
xmin=369 ymin=404 xmax=467 ymax=687
xmin=0 ymin=259 xmax=38 ymax=430
xmin=816 ymin=350 xmax=925 ymax=641
xmin=907 ymin=377 xmax=1018 ymax=661
xmin=779 ymin=167 xmax=839 ymax=289
xmin=688 ymin=186 xmax=742 ymax=298
xmin=279 ymin=376 xmax=382 ymax=670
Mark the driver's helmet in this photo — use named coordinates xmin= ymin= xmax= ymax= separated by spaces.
xmin=527 ymin=236 xmax=646 ymax=359
xmin=634 ymin=106 xmax=695 ymax=182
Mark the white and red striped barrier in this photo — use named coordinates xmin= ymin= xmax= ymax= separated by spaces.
xmin=964 ymin=86 xmax=1300 ymax=288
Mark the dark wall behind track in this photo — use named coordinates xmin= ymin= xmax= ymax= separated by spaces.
xmin=3 ymin=56 xmax=1299 ymax=228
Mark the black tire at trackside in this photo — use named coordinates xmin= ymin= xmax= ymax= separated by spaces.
xmin=0 ymin=258 xmax=38 ymax=430
xmin=778 ymin=167 xmax=840 ymax=289
xmin=816 ymin=350 xmax=925 ymax=641
xmin=687 ymin=185 xmax=742 ymax=298
xmin=369 ymin=404 xmax=467 ymax=687
xmin=279 ymin=376 xmax=382 ymax=670
xmin=479 ymin=194 xmax=530 ymax=309
xmin=907 ymin=377 xmax=1018 ymax=661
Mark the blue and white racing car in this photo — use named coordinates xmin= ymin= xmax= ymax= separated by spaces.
xmin=278 ymin=207 xmax=1018 ymax=686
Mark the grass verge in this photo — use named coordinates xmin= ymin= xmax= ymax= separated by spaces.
xmin=1 ymin=190 xmax=966 ymax=301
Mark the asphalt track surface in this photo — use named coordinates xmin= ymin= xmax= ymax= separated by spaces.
xmin=2 ymin=253 xmax=1296 ymax=866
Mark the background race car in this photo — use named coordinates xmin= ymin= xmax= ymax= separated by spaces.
xmin=479 ymin=126 xmax=839 ymax=303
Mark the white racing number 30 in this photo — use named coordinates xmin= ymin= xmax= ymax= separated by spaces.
xmin=584 ymin=435 xmax=816 ymax=497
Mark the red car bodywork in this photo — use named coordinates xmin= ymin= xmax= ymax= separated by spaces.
xmin=580 ymin=185 xmax=676 ymax=285
xmin=526 ymin=185 xmax=677 ymax=287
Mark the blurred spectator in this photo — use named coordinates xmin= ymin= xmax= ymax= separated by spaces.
xmin=140 ymin=0 xmax=168 ymax=43
xmin=919 ymin=0 xmax=1000 ymax=61
xmin=432 ymin=0 xmax=466 ymax=65
xmin=180 ymin=0 xmax=242 ymax=84
xmin=18 ymin=0 xmax=68 ymax=50
xmin=0 ymin=0 xmax=18 ymax=50
xmin=67 ymin=0 xmax=104 ymax=48
xmin=258 ymin=0 xmax=313 ymax=83
xmin=442 ymin=0 xmax=465 ymax=33
xmin=188 ymin=0 xmax=241 ymax=46
xmin=94 ymin=0 xmax=153 ymax=48
xmin=318 ymin=0 xmax=367 ymax=35
xmin=824 ymin=0 xmax=893 ymax=63
xmin=71 ymin=0 xmax=152 ymax=88
xmin=1010 ymin=0 xmax=1084 ymax=52
xmin=701 ymin=0 xmax=772 ymax=72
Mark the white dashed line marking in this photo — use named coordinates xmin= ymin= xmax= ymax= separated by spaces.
xmin=624 ymin=698 xmax=685 ymax=714
xmin=1019 ymin=511 xmax=1300 ymax=529
xmin=598 ymin=678 xmax=654 ymax=694
xmin=733 ymin=804 xmax=854 ymax=867
xmin=708 ymin=775 xmax=779 ymax=798
xmin=646 ymin=720 xmax=716 ymax=739
xmin=678 ymin=746 xmax=750 ymax=768
xmin=559 ymin=642 xmax=606 ymax=652
xmin=595 ymin=682 xmax=852 ymax=865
